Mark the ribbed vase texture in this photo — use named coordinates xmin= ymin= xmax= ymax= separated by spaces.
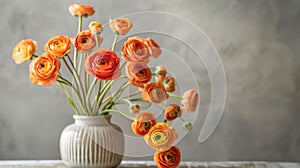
xmin=60 ymin=115 xmax=124 ymax=168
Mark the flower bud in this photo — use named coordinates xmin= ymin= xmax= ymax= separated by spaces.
xmin=89 ymin=21 xmax=104 ymax=34
xmin=182 ymin=122 xmax=192 ymax=131
xmin=164 ymin=76 xmax=175 ymax=92
xmin=154 ymin=65 xmax=166 ymax=83
xmin=130 ymin=104 xmax=140 ymax=114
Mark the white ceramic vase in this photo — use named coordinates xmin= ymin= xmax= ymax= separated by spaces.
xmin=60 ymin=115 xmax=124 ymax=168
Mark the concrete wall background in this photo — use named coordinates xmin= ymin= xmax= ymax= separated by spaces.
xmin=1 ymin=0 xmax=300 ymax=161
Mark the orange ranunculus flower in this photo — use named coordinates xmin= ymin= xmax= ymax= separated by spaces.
xmin=85 ymin=48 xmax=121 ymax=80
xmin=131 ymin=112 xmax=156 ymax=136
xmin=165 ymin=104 xmax=181 ymax=121
xmin=29 ymin=53 xmax=60 ymax=86
xmin=155 ymin=65 xmax=167 ymax=83
xmin=89 ymin=21 xmax=104 ymax=34
xmin=68 ymin=4 xmax=95 ymax=17
xmin=142 ymin=82 xmax=168 ymax=104
xmin=44 ymin=35 xmax=72 ymax=58
xmin=12 ymin=39 xmax=38 ymax=64
xmin=181 ymin=89 xmax=199 ymax=113
xmin=126 ymin=62 xmax=152 ymax=88
xmin=109 ymin=17 xmax=133 ymax=35
xmin=154 ymin=146 xmax=181 ymax=168
xmin=144 ymin=122 xmax=178 ymax=152
xmin=73 ymin=30 xmax=97 ymax=53
xmin=122 ymin=37 xmax=150 ymax=64
xmin=143 ymin=38 xmax=161 ymax=58
xmin=164 ymin=76 xmax=175 ymax=92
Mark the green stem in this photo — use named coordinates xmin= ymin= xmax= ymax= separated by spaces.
xmin=121 ymin=90 xmax=141 ymax=99
xmin=96 ymin=76 xmax=127 ymax=112
xmin=64 ymin=56 xmax=88 ymax=114
xmin=77 ymin=53 xmax=83 ymax=75
xmin=179 ymin=117 xmax=186 ymax=123
xmin=86 ymin=78 xmax=98 ymax=115
xmin=111 ymin=33 xmax=119 ymax=52
xmin=57 ymin=81 xmax=80 ymax=115
xmin=32 ymin=54 xmax=39 ymax=58
xmin=100 ymin=109 xmax=135 ymax=121
xmin=102 ymin=82 xmax=129 ymax=111
xmin=168 ymin=93 xmax=183 ymax=100
xmin=74 ymin=16 xmax=82 ymax=69
xmin=95 ymin=34 xmax=100 ymax=50
xmin=78 ymin=16 xmax=82 ymax=33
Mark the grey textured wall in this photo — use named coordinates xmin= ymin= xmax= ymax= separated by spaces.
xmin=1 ymin=0 xmax=300 ymax=161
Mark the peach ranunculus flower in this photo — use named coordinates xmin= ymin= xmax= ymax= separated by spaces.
xmin=144 ymin=122 xmax=178 ymax=152
xmin=29 ymin=53 xmax=60 ymax=86
xmin=44 ymin=35 xmax=72 ymax=58
xmin=154 ymin=146 xmax=181 ymax=168
xmin=165 ymin=104 xmax=182 ymax=121
xmin=143 ymin=38 xmax=161 ymax=58
xmin=122 ymin=37 xmax=150 ymax=63
xmin=131 ymin=112 xmax=156 ymax=136
xmin=109 ymin=18 xmax=133 ymax=35
xmin=126 ymin=62 xmax=152 ymax=88
xmin=68 ymin=4 xmax=95 ymax=17
xmin=73 ymin=30 xmax=99 ymax=53
xmin=163 ymin=76 xmax=175 ymax=92
xmin=142 ymin=82 xmax=168 ymax=104
xmin=12 ymin=39 xmax=38 ymax=64
xmin=155 ymin=65 xmax=167 ymax=83
xmin=89 ymin=21 xmax=104 ymax=34
xmin=85 ymin=48 xmax=121 ymax=80
xmin=181 ymin=89 xmax=199 ymax=113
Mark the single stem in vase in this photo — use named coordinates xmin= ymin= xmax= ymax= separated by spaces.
xmin=100 ymin=109 xmax=135 ymax=121
xmin=111 ymin=33 xmax=119 ymax=52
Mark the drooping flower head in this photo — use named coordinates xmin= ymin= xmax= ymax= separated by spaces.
xmin=165 ymin=104 xmax=181 ymax=121
xmin=44 ymin=35 xmax=72 ymax=58
xmin=73 ymin=30 xmax=98 ymax=53
xmin=122 ymin=37 xmax=150 ymax=64
xmin=68 ymin=4 xmax=95 ymax=17
xmin=142 ymin=82 xmax=168 ymax=104
xmin=126 ymin=62 xmax=152 ymax=88
xmin=109 ymin=17 xmax=133 ymax=35
xmin=132 ymin=112 xmax=156 ymax=136
xmin=85 ymin=48 xmax=121 ymax=80
xmin=154 ymin=146 xmax=181 ymax=168
xmin=144 ymin=122 xmax=178 ymax=152
xmin=12 ymin=39 xmax=38 ymax=64
xmin=181 ymin=89 xmax=199 ymax=113
xmin=29 ymin=53 xmax=60 ymax=86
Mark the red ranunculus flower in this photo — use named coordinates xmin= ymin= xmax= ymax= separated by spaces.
xmin=85 ymin=48 xmax=121 ymax=80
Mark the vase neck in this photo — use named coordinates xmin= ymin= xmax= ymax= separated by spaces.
xmin=73 ymin=115 xmax=111 ymax=126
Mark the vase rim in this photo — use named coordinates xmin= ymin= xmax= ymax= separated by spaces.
xmin=73 ymin=114 xmax=112 ymax=126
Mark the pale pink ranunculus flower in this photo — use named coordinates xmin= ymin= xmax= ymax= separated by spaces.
xmin=181 ymin=89 xmax=199 ymax=112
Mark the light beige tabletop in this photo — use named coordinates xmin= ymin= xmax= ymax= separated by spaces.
xmin=0 ymin=161 xmax=299 ymax=168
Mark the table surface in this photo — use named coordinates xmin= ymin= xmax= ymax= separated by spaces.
xmin=0 ymin=161 xmax=299 ymax=168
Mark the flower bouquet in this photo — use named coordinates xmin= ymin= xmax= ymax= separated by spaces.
xmin=11 ymin=4 xmax=199 ymax=168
